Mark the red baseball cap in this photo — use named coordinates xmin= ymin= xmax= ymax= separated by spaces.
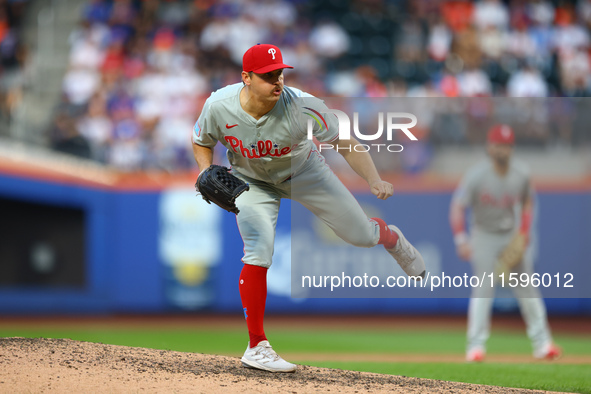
xmin=242 ymin=44 xmax=293 ymax=74
xmin=487 ymin=124 xmax=515 ymax=145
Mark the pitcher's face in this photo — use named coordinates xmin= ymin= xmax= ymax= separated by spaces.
xmin=243 ymin=69 xmax=284 ymax=103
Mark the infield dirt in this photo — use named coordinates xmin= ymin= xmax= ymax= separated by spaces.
xmin=0 ymin=337 xmax=566 ymax=393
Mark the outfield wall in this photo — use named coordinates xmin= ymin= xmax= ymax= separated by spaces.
xmin=0 ymin=169 xmax=590 ymax=316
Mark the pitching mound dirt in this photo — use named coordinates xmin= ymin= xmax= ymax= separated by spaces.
xmin=0 ymin=337 xmax=552 ymax=393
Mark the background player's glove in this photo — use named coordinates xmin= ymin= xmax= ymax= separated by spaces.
xmin=195 ymin=165 xmax=249 ymax=214
xmin=495 ymin=233 xmax=527 ymax=276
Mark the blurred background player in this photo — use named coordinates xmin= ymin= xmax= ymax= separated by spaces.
xmin=192 ymin=43 xmax=425 ymax=372
xmin=449 ymin=124 xmax=562 ymax=362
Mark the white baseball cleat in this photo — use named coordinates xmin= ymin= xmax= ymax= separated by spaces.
xmin=241 ymin=340 xmax=297 ymax=373
xmin=466 ymin=347 xmax=486 ymax=362
xmin=386 ymin=225 xmax=426 ymax=279
xmin=533 ymin=343 xmax=562 ymax=360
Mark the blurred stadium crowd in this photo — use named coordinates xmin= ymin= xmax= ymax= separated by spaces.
xmin=0 ymin=0 xmax=28 ymax=133
xmin=4 ymin=0 xmax=591 ymax=171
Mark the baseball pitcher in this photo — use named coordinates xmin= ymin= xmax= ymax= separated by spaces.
xmin=192 ymin=44 xmax=425 ymax=372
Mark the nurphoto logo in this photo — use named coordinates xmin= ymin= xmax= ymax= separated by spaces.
xmin=304 ymin=108 xmax=418 ymax=152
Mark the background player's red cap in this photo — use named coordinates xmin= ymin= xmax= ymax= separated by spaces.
xmin=487 ymin=124 xmax=515 ymax=145
xmin=242 ymin=44 xmax=293 ymax=74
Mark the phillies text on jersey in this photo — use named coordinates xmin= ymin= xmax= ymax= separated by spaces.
xmin=193 ymin=83 xmax=338 ymax=184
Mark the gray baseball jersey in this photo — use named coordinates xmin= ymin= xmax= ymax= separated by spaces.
xmin=192 ymin=82 xmax=380 ymax=268
xmin=453 ymin=159 xmax=551 ymax=354
xmin=452 ymin=159 xmax=532 ymax=233
xmin=193 ymin=83 xmax=339 ymax=184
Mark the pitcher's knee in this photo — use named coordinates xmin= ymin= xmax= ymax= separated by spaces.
xmin=341 ymin=231 xmax=377 ymax=248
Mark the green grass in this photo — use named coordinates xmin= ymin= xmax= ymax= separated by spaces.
xmin=3 ymin=327 xmax=589 ymax=355
xmin=304 ymin=361 xmax=591 ymax=394
xmin=1 ymin=326 xmax=589 ymax=393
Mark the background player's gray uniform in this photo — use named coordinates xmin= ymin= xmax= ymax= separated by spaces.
xmin=452 ymin=160 xmax=553 ymax=353
xmin=193 ymin=83 xmax=380 ymax=268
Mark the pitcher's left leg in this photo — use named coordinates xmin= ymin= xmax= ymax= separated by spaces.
xmin=291 ymin=157 xmax=424 ymax=277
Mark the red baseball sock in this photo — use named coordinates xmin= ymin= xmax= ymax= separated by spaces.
xmin=371 ymin=217 xmax=399 ymax=249
xmin=239 ymin=264 xmax=268 ymax=347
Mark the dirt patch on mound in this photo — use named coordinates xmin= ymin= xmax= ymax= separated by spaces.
xmin=0 ymin=337 xmax=554 ymax=393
